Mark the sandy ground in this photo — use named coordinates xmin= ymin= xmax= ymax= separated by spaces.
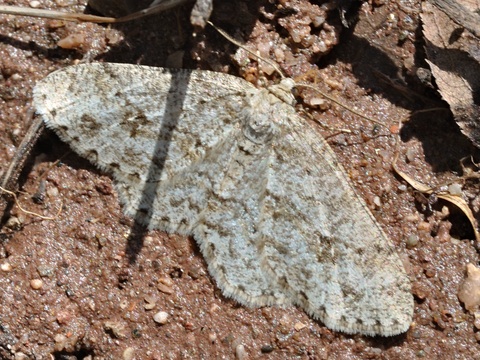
xmin=1 ymin=0 xmax=480 ymax=359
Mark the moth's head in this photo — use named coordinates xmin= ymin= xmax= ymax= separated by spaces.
xmin=268 ymin=78 xmax=297 ymax=106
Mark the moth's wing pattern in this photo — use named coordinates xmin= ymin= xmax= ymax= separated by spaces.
xmin=34 ymin=63 xmax=247 ymax=231
xmin=258 ymin=97 xmax=413 ymax=336
xmin=33 ymin=63 xmax=292 ymax=307
xmin=34 ymin=63 xmax=413 ymax=336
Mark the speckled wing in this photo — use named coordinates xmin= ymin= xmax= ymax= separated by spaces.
xmin=33 ymin=63 xmax=413 ymax=336
xmin=258 ymin=88 xmax=413 ymax=336
xmin=33 ymin=62 xmax=293 ymax=308
xmin=34 ymin=62 xmax=250 ymax=231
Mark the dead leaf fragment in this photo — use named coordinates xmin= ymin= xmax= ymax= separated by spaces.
xmin=421 ymin=1 xmax=480 ymax=147
xmin=393 ymin=155 xmax=480 ymax=242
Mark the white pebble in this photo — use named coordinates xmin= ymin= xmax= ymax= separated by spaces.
xmin=405 ymin=148 xmax=416 ymax=162
xmin=14 ymin=352 xmax=28 ymax=360
xmin=123 ymin=347 xmax=135 ymax=360
xmin=294 ymin=321 xmax=307 ymax=331
xmin=1 ymin=262 xmax=12 ymax=272
xmin=397 ymin=184 xmax=407 ymax=192
xmin=30 ymin=279 xmax=43 ymax=290
xmin=153 ymin=311 xmax=169 ymax=324
xmin=448 ymin=183 xmax=462 ymax=196
xmin=235 ymin=344 xmax=247 ymax=360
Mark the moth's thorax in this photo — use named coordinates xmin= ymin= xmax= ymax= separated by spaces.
xmin=239 ymin=88 xmax=277 ymax=145
xmin=240 ymin=79 xmax=297 ymax=145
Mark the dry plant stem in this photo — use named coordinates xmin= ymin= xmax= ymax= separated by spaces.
xmin=0 ymin=117 xmax=44 ymax=194
xmin=392 ymin=113 xmax=480 ymax=242
xmin=0 ymin=185 xmax=61 ymax=220
xmin=299 ymin=83 xmax=387 ymax=127
xmin=0 ymin=0 xmax=193 ymax=23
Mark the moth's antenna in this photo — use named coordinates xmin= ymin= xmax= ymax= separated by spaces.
xmin=207 ymin=21 xmax=286 ymax=79
xmin=207 ymin=21 xmax=388 ymax=128
xmin=297 ymin=83 xmax=387 ymax=127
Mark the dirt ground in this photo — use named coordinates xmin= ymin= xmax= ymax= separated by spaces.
xmin=1 ymin=0 xmax=480 ymax=359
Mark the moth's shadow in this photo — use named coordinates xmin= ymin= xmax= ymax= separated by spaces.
xmin=122 ymin=72 xmax=191 ymax=264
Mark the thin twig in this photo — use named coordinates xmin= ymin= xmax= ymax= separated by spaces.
xmin=0 ymin=0 xmax=193 ymax=23
xmin=0 ymin=185 xmax=62 ymax=221
xmin=0 ymin=117 xmax=44 ymax=193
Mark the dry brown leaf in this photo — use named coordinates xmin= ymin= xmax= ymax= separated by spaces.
xmin=393 ymin=156 xmax=480 ymax=242
xmin=421 ymin=1 xmax=480 ymax=148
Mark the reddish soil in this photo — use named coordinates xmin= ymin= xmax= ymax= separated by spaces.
xmin=1 ymin=0 xmax=480 ymax=359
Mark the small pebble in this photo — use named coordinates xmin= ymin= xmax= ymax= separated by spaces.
xmin=30 ymin=279 xmax=43 ymax=290
xmin=143 ymin=236 xmax=154 ymax=246
xmin=406 ymin=234 xmax=419 ymax=249
xmin=29 ymin=1 xmax=41 ymax=7
xmin=157 ymin=282 xmax=173 ymax=294
xmin=1 ymin=262 xmax=12 ymax=272
xmin=104 ymin=320 xmax=127 ymax=338
xmin=208 ymin=332 xmax=217 ymax=343
xmin=144 ymin=295 xmax=157 ymax=310
xmin=123 ymin=347 xmax=135 ymax=360
xmin=405 ymin=147 xmax=416 ymax=162
xmin=294 ymin=321 xmax=307 ymax=331
xmin=5 ymin=216 xmax=23 ymax=230
xmin=261 ymin=344 xmax=274 ymax=353
xmin=304 ymin=96 xmax=326 ymax=108
xmin=448 ymin=183 xmax=462 ymax=196
xmin=57 ymin=33 xmax=85 ymax=49
xmin=397 ymin=184 xmax=407 ymax=192
xmin=158 ymin=276 xmax=174 ymax=287
xmin=96 ymin=235 xmax=107 ymax=247
xmin=119 ymin=299 xmax=129 ymax=310
xmin=56 ymin=310 xmax=73 ymax=325
xmin=458 ymin=263 xmax=480 ymax=312
xmin=47 ymin=186 xmax=59 ymax=197
xmin=153 ymin=311 xmax=169 ymax=325
xmin=235 ymin=344 xmax=247 ymax=360
xmin=474 ymin=312 xmax=480 ymax=330
xmin=54 ymin=333 xmax=67 ymax=352
xmin=209 ymin=304 xmax=221 ymax=314
xmin=37 ymin=264 xmax=54 ymax=277
xmin=14 ymin=352 xmax=28 ymax=360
